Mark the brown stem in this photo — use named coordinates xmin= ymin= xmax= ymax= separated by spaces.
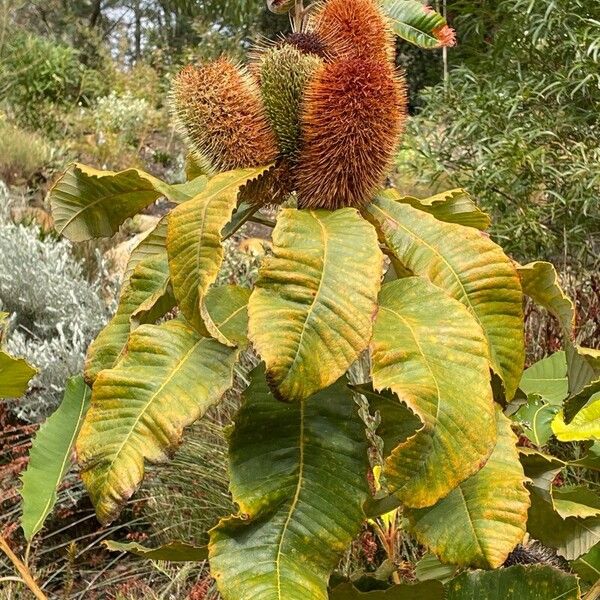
xmin=0 ymin=536 xmax=47 ymax=600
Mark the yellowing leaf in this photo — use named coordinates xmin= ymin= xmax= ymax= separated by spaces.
xmin=78 ymin=319 xmax=238 ymax=523
xmin=201 ymin=285 xmax=251 ymax=348
xmin=20 ymin=376 xmax=91 ymax=540
xmin=249 ymin=208 xmax=383 ymax=401
xmin=85 ymin=255 xmax=175 ymax=383
xmin=367 ymin=195 xmax=524 ymax=400
xmin=209 ymin=367 xmax=369 ymax=600
xmin=371 ymin=277 xmax=496 ymax=508
xmin=553 ymin=393 xmax=600 ymax=442
xmin=167 ymin=166 xmax=269 ymax=332
xmin=406 ymin=408 xmax=529 ymax=568
xmin=0 ymin=350 xmax=36 ymax=398
xmin=382 ymin=188 xmax=490 ymax=230
xmin=50 ymin=163 xmax=207 ymax=242
xmin=328 ymin=581 xmax=444 ymax=599
xmin=123 ymin=215 xmax=168 ymax=285
xmin=517 ymin=261 xmax=575 ymax=336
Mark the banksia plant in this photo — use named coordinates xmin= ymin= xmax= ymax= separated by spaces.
xmin=41 ymin=2 xmax=593 ymax=600
xmin=172 ymin=59 xmax=278 ymax=172
xmin=313 ymin=0 xmax=396 ymax=63
xmin=295 ymin=57 xmax=406 ymax=209
xmin=259 ymin=44 xmax=322 ymax=155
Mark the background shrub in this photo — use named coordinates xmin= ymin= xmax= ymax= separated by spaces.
xmin=0 ymin=119 xmax=51 ymax=184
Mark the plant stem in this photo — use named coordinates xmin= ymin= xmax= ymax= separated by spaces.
xmin=0 ymin=536 xmax=48 ymax=600
xmin=248 ymin=214 xmax=276 ymax=228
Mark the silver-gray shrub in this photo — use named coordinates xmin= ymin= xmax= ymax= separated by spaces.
xmin=0 ymin=182 xmax=110 ymax=421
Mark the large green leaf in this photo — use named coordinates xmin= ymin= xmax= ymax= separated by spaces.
xmin=564 ymin=346 xmax=600 ymax=421
xmin=201 ymin=285 xmax=251 ymax=348
xmin=104 ymin=540 xmax=208 ymax=562
xmin=517 ymin=262 xmax=575 ymax=335
xmin=527 ymin=486 xmax=600 ymax=560
xmin=249 ymin=208 xmax=383 ymax=401
xmin=78 ymin=318 xmax=238 ymax=524
xmin=445 ymin=565 xmax=580 ymax=600
xmin=571 ymin=542 xmax=600 ymax=583
xmin=371 ymin=277 xmax=496 ymax=508
xmin=209 ymin=367 xmax=369 ymax=600
xmin=20 ymin=376 xmax=91 ymax=541
xmin=0 ymin=350 xmax=37 ymax=398
xmin=380 ymin=0 xmax=454 ymax=49
xmin=50 ymin=163 xmax=207 ymax=242
xmin=84 ymin=255 xmax=175 ymax=383
xmin=366 ymin=194 xmax=524 ymax=400
xmin=553 ymin=485 xmax=600 ymax=519
xmin=405 ymin=408 xmax=529 ymax=568
xmin=519 ymin=448 xmax=564 ymax=501
xmin=328 ymin=581 xmax=444 ymax=599
xmin=382 ymin=188 xmax=490 ymax=230
xmin=519 ymin=352 xmax=568 ymax=404
xmin=514 ymin=394 xmax=560 ymax=446
xmin=167 ymin=166 xmax=268 ymax=332
xmin=553 ymin=392 xmax=600 ymax=442
xmin=414 ymin=554 xmax=457 ymax=584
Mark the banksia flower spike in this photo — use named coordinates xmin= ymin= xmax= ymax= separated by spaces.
xmin=259 ymin=44 xmax=323 ymax=156
xmin=172 ymin=59 xmax=278 ymax=172
xmin=295 ymin=57 xmax=407 ymax=210
xmin=313 ymin=0 xmax=396 ymax=63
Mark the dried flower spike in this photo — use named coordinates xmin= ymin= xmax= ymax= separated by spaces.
xmin=295 ymin=57 xmax=407 ymax=210
xmin=259 ymin=44 xmax=322 ymax=156
xmin=172 ymin=59 xmax=278 ymax=172
xmin=313 ymin=0 xmax=395 ymax=63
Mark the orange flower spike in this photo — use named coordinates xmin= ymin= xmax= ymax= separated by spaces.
xmin=295 ymin=57 xmax=407 ymax=210
xmin=313 ymin=0 xmax=396 ymax=63
xmin=424 ymin=5 xmax=457 ymax=48
xmin=172 ymin=59 xmax=278 ymax=172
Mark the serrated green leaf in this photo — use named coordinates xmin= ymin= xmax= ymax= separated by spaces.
xmin=570 ymin=442 xmax=600 ymax=471
xmin=103 ymin=540 xmax=208 ymax=562
xmin=565 ymin=346 xmax=600 ymax=422
xmin=445 ymin=565 xmax=580 ymax=600
xmin=249 ymin=208 xmax=383 ymax=401
xmin=415 ymin=554 xmax=457 ymax=584
xmin=380 ymin=0 xmax=453 ymax=49
xmin=382 ymin=188 xmax=490 ymax=230
xmin=20 ymin=376 xmax=91 ymax=541
xmin=527 ymin=486 xmax=600 ymax=560
xmin=518 ymin=448 xmax=564 ymax=502
xmin=366 ymin=194 xmax=524 ymax=400
xmin=571 ymin=542 xmax=600 ymax=583
xmin=167 ymin=166 xmax=269 ymax=332
xmin=0 ymin=350 xmax=37 ymax=398
xmin=85 ymin=255 xmax=175 ymax=383
xmin=517 ymin=262 xmax=575 ymax=336
xmin=50 ymin=163 xmax=207 ymax=242
xmin=123 ymin=216 xmax=168 ymax=285
xmin=209 ymin=366 xmax=369 ymax=600
xmin=371 ymin=277 xmax=496 ymax=508
xmin=406 ymin=408 xmax=529 ymax=568
xmin=520 ymin=351 xmax=568 ymax=405
xmin=514 ymin=394 xmax=560 ymax=446
xmin=553 ymin=486 xmax=600 ymax=519
xmin=200 ymin=285 xmax=251 ymax=348
xmin=328 ymin=581 xmax=444 ymax=599
xmin=78 ymin=318 xmax=239 ymax=524
xmin=553 ymin=393 xmax=600 ymax=442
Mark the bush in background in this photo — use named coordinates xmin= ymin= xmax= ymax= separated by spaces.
xmin=0 ymin=183 xmax=112 ymax=421
xmin=404 ymin=0 xmax=600 ymax=268
xmin=0 ymin=119 xmax=52 ymax=184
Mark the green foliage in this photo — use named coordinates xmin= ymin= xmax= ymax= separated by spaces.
xmin=20 ymin=376 xmax=91 ymax=541
xmin=0 ymin=120 xmax=51 ymax=184
xmin=405 ymin=0 xmax=600 ymax=267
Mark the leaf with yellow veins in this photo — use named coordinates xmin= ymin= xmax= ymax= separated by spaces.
xmin=77 ymin=318 xmax=239 ymax=524
xmin=50 ymin=163 xmax=207 ymax=242
xmin=372 ymin=277 xmax=496 ymax=508
xmin=248 ymin=208 xmax=383 ymax=401
xmin=406 ymin=408 xmax=529 ymax=568
xmin=167 ymin=166 xmax=270 ymax=333
xmin=85 ymin=255 xmax=175 ymax=383
xmin=366 ymin=195 xmax=524 ymax=400
xmin=209 ymin=366 xmax=369 ymax=600
xmin=201 ymin=285 xmax=251 ymax=348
